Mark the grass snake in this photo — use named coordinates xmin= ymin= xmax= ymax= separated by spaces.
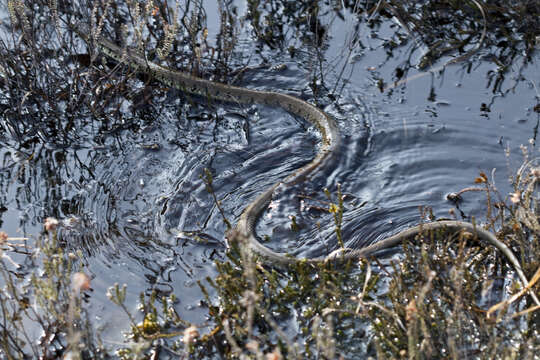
xmin=74 ymin=24 xmax=539 ymax=305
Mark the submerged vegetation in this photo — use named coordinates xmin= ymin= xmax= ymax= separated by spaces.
xmin=0 ymin=0 xmax=539 ymax=358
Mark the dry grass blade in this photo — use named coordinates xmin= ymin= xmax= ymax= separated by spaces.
xmin=354 ymin=261 xmax=372 ymax=313
xmin=487 ymin=265 xmax=540 ymax=319
xmin=511 ymin=305 xmax=540 ymax=319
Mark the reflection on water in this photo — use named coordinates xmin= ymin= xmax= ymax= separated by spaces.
xmin=0 ymin=0 xmax=538 ymax=355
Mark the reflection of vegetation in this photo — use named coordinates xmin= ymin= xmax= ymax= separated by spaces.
xmin=0 ymin=0 xmax=539 ymax=358
xmin=1 ymin=0 xmax=538 ymax=146
xmin=0 ymin=0 xmax=226 ymax=248
xmin=247 ymin=0 xmax=326 ymax=50
xmin=245 ymin=0 xmax=539 ymax=94
xmin=358 ymin=0 xmax=540 ymax=92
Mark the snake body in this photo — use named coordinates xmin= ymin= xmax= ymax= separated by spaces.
xmin=75 ymin=25 xmax=538 ymax=305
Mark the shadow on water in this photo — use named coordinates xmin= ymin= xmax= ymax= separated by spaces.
xmin=0 ymin=0 xmax=538 ymax=357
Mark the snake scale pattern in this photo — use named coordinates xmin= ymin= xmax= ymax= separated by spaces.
xmin=74 ymin=24 xmax=538 ymax=305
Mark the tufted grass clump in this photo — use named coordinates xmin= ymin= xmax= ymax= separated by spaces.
xmin=104 ymin=227 xmax=378 ymax=358
xmin=365 ymin=165 xmax=540 ymax=359
xmin=197 ymin=238 xmax=377 ymax=359
xmin=0 ymin=220 xmax=102 ymax=359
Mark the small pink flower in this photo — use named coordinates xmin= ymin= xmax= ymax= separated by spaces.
xmin=265 ymin=348 xmax=282 ymax=360
xmin=509 ymin=191 xmax=521 ymax=204
xmin=72 ymin=272 xmax=91 ymax=292
xmin=245 ymin=341 xmax=259 ymax=352
xmin=0 ymin=231 xmax=8 ymax=244
xmin=44 ymin=217 xmax=59 ymax=231
xmin=183 ymin=325 xmax=199 ymax=345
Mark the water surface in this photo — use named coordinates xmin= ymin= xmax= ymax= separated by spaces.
xmin=0 ymin=0 xmax=538 ymax=352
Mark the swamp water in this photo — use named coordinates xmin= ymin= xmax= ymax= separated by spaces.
xmin=0 ymin=0 xmax=538 ymax=357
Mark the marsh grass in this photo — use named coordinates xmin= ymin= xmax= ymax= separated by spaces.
xmin=2 ymin=166 xmax=539 ymax=358
xmin=0 ymin=225 xmax=102 ymax=359
xmin=0 ymin=0 xmax=539 ymax=358
xmin=172 ymin=164 xmax=539 ymax=358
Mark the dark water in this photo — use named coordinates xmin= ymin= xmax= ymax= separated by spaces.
xmin=0 ymin=0 xmax=538 ymax=350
